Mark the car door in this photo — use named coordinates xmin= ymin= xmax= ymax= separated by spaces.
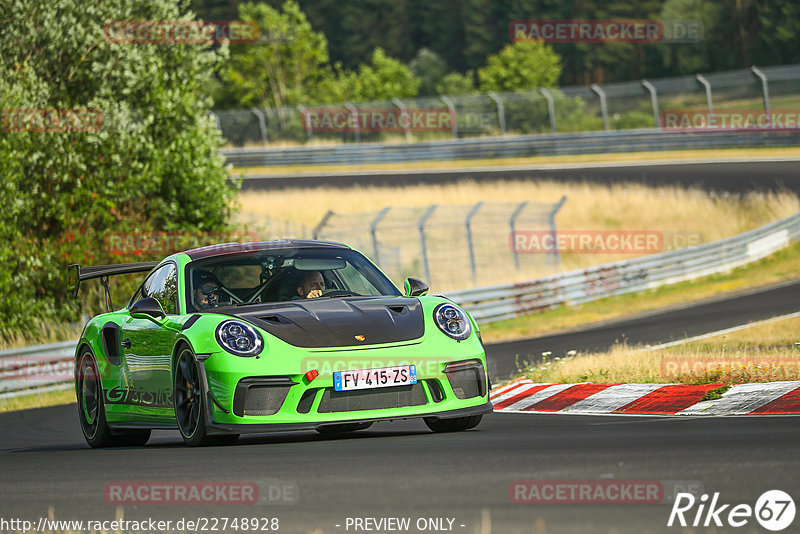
xmin=119 ymin=262 xmax=180 ymax=421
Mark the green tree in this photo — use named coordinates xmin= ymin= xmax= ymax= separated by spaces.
xmin=0 ymin=0 xmax=235 ymax=330
xmin=435 ymin=71 xmax=476 ymax=95
xmin=478 ymin=41 xmax=562 ymax=92
xmin=219 ymin=0 xmax=332 ymax=108
xmin=410 ymin=48 xmax=447 ymax=96
xmin=340 ymin=48 xmax=421 ymax=102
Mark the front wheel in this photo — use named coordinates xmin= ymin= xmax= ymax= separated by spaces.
xmin=424 ymin=415 xmax=482 ymax=433
xmin=174 ymin=347 xmax=213 ymax=446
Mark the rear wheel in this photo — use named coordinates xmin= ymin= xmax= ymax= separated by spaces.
xmin=316 ymin=422 xmax=373 ymax=435
xmin=78 ymin=351 xmax=150 ymax=447
xmin=424 ymin=415 xmax=482 ymax=433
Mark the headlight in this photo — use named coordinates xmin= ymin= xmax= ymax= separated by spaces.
xmin=215 ymin=320 xmax=264 ymax=357
xmin=433 ymin=303 xmax=472 ymax=341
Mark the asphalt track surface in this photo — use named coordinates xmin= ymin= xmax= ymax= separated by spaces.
xmin=2 ymin=406 xmax=799 ymax=534
xmin=484 ymin=278 xmax=800 ymax=380
xmin=238 ymin=159 xmax=800 ymax=193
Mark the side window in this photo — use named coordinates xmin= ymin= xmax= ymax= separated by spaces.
xmin=137 ymin=263 xmax=178 ymax=315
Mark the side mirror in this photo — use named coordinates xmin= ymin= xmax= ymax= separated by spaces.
xmin=404 ymin=277 xmax=429 ymax=297
xmin=130 ymin=297 xmax=166 ymax=320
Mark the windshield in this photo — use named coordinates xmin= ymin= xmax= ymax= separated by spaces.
xmin=185 ymin=247 xmax=401 ymax=312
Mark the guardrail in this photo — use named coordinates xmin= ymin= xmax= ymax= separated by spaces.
xmin=221 ymin=129 xmax=800 ymax=168
xmin=445 ymin=210 xmax=800 ymax=323
xmin=0 ymin=341 xmax=76 ymax=400
xmin=3 ymin=211 xmax=799 ymax=400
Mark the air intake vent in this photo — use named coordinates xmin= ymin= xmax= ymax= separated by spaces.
xmin=445 ymin=360 xmax=486 ymax=400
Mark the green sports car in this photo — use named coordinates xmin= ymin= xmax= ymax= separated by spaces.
xmin=69 ymin=240 xmax=492 ymax=447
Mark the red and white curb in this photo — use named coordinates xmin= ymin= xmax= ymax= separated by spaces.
xmin=489 ymin=379 xmax=800 ymax=415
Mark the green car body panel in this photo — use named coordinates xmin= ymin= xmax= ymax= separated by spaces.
xmin=73 ymin=241 xmax=492 ymax=443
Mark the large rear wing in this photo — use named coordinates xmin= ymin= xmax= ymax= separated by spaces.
xmin=68 ymin=262 xmax=159 ymax=311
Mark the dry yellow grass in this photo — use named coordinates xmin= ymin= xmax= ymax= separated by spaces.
xmin=518 ymin=315 xmax=800 ymax=384
xmin=238 ymin=179 xmax=799 ymax=289
xmin=0 ymin=388 xmax=75 ymax=413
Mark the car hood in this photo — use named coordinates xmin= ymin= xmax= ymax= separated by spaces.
xmin=218 ymin=297 xmax=425 ymax=348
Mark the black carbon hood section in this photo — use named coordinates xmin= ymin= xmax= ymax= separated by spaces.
xmin=224 ymin=297 xmax=425 ymax=348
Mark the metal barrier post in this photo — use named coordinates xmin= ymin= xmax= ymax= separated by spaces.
xmin=344 ymin=102 xmax=360 ymax=142
xmin=297 ymin=105 xmax=312 ymax=141
xmin=311 ymin=210 xmax=334 ymax=239
xmin=440 ymin=96 xmax=458 ymax=138
xmin=539 ymin=88 xmax=557 ymax=133
xmin=392 ymin=98 xmax=411 ymax=140
xmin=696 ymin=74 xmax=714 ymax=126
xmin=209 ymin=111 xmax=222 ymax=132
xmin=465 ymin=202 xmax=484 ymax=283
xmin=251 ymin=108 xmax=268 ymax=144
xmin=370 ymin=207 xmax=391 ymax=266
xmin=547 ymin=196 xmax=567 ymax=266
xmin=751 ymin=66 xmax=771 ymax=126
xmin=509 ymin=201 xmax=529 ymax=269
xmin=418 ymin=205 xmax=438 ymax=283
xmin=590 ymin=84 xmax=609 ymax=131
xmin=641 ymin=80 xmax=660 ymax=128
xmin=488 ymin=92 xmax=506 ymax=135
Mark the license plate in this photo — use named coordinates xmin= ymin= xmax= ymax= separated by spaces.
xmin=333 ymin=365 xmax=417 ymax=392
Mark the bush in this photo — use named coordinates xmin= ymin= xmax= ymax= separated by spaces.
xmin=0 ymin=0 xmax=237 ymax=335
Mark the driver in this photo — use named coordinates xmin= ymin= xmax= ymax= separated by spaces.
xmin=296 ymin=270 xmax=325 ymax=299
xmin=193 ymin=270 xmax=221 ymax=309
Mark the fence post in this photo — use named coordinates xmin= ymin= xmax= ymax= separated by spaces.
xmin=590 ymin=84 xmax=609 ymax=131
xmin=311 ymin=210 xmax=334 ymax=239
xmin=641 ymin=80 xmax=660 ymax=128
xmin=209 ymin=111 xmax=222 ymax=132
xmin=418 ymin=205 xmax=438 ymax=283
xmin=547 ymin=196 xmax=567 ymax=267
xmin=440 ymin=96 xmax=458 ymax=138
xmin=344 ymin=102 xmax=360 ymax=142
xmin=509 ymin=201 xmax=529 ymax=270
xmin=392 ymin=98 xmax=411 ymax=140
xmin=465 ymin=202 xmax=484 ymax=283
xmin=751 ymin=66 xmax=771 ymax=126
xmin=370 ymin=207 xmax=391 ymax=266
xmin=297 ymin=105 xmax=312 ymax=141
xmin=695 ymin=74 xmax=714 ymax=126
xmin=539 ymin=88 xmax=557 ymax=133
xmin=251 ymin=108 xmax=268 ymax=144
xmin=487 ymin=92 xmax=506 ymax=135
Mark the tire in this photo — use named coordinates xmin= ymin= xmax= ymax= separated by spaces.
xmin=77 ymin=351 xmax=150 ymax=447
xmin=174 ymin=346 xmax=214 ymax=446
xmin=316 ymin=422 xmax=373 ymax=435
xmin=424 ymin=414 xmax=482 ymax=433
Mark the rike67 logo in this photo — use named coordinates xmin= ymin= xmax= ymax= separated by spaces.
xmin=668 ymin=490 xmax=795 ymax=531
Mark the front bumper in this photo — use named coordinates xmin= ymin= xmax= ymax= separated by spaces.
xmin=196 ymin=347 xmax=492 ymax=434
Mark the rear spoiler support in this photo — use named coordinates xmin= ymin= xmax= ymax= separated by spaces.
xmin=68 ymin=261 xmax=159 ymax=313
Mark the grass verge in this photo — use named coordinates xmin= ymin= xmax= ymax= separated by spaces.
xmin=515 ymin=314 xmax=800 ymax=385
xmin=0 ymin=387 xmax=75 ymax=414
xmin=481 ymin=241 xmax=800 ymax=344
